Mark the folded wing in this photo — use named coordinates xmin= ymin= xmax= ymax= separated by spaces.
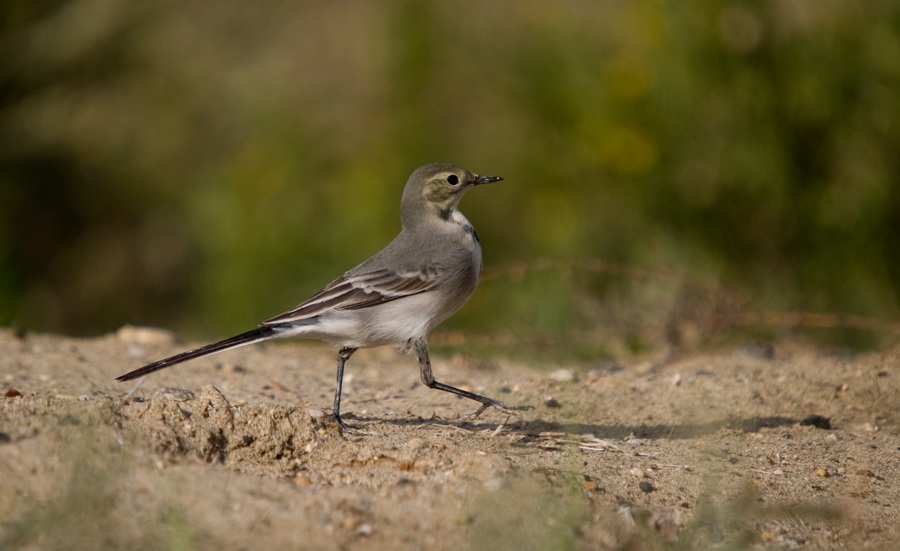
xmin=262 ymin=267 xmax=438 ymax=324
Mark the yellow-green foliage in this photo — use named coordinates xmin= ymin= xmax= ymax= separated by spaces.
xmin=2 ymin=1 xmax=899 ymax=348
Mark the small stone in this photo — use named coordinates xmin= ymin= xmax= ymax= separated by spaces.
xmin=582 ymin=480 xmax=599 ymax=491
xmin=116 ymin=325 xmax=176 ymax=345
xmin=815 ymin=468 xmax=829 ymax=477
xmin=4 ymin=389 xmax=21 ymax=398
xmin=639 ymin=480 xmax=654 ymax=493
xmin=293 ymin=475 xmax=311 ymax=486
xmin=739 ymin=341 xmax=775 ymax=360
xmin=356 ymin=523 xmax=373 ymax=536
xmin=544 ymin=397 xmax=562 ymax=408
xmin=626 ymin=438 xmax=644 ymax=446
xmin=549 ymin=368 xmax=576 ymax=383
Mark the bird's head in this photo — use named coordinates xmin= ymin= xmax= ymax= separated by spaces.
xmin=401 ymin=163 xmax=502 ymax=226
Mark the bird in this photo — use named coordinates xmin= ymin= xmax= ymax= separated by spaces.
xmin=116 ymin=163 xmax=526 ymax=428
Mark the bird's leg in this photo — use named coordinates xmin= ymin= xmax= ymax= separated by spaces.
xmin=333 ymin=347 xmax=357 ymax=428
xmin=414 ymin=338 xmax=528 ymax=419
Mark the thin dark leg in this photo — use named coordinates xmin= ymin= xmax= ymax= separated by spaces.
xmin=333 ymin=347 xmax=357 ymax=428
xmin=414 ymin=338 xmax=527 ymax=418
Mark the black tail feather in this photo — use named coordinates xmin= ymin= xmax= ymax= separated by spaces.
xmin=116 ymin=326 xmax=278 ymax=382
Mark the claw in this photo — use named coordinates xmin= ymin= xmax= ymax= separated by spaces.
xmin=333 ymin=413 xmax=351 ymax=431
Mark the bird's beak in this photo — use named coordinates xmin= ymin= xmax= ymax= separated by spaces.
xmin=472 ymin=174 xmax=503 ymax=185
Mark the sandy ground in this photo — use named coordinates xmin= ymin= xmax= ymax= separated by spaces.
xmin=1 ymin=326 xmax=898 ymax=550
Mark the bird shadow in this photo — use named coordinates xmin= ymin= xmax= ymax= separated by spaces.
xmin=342 ymin=412 xmax=800 ymax=440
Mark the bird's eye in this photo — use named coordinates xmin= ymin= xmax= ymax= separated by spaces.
xmin=447 ymin=175 xmax=459 ymax=185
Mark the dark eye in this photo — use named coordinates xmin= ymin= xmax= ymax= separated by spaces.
xmin=447 ymin=174 xmax=459 ymax=185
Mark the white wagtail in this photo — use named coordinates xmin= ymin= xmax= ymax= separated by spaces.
xmin=117 ymin=163 xmax=526 ymax=428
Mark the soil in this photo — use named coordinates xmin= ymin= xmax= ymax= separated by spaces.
xmin=1 ymin=327 xmax=898 ymax=550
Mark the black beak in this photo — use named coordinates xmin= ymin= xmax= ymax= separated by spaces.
xmin=472 ymin=174 xmax=503 ymax=185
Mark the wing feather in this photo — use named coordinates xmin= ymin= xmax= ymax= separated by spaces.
xmin=262 ymin=267 xmax=438 ymax=324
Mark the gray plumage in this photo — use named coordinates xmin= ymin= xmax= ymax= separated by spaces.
xmin=117 ymin=163 xmax=525 ymax=428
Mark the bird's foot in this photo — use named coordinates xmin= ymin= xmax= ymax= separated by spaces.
xmin=332 ymin=412 xmax=371 ymax=436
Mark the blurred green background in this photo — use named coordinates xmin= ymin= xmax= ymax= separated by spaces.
xmin=2 ymin=1 xmax=900 ymax=355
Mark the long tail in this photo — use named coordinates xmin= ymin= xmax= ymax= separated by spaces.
xmin=116 ymin=326 xmax=280 ymax=382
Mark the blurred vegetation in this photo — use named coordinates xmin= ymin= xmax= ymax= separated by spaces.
xmin=2 ymin=1 xmax=900 ymax=354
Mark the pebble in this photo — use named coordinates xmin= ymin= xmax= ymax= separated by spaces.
xmin=544 ymin=397 xmax=562 ymax=408
xmin=548 ymin=368 xmax=577 ymax=383
xmin=116 ymin=325 xmax=176 ymax=345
